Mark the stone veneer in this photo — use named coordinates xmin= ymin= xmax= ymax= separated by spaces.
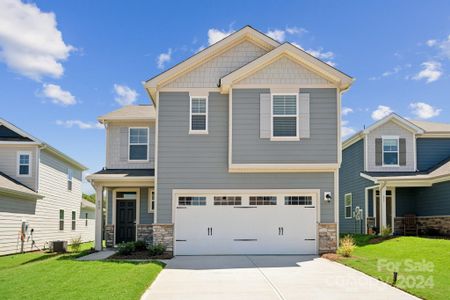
xmin=137 ymin=224 xmax=153 ymax=246
xmin=105 ymin=225 xmax=114 ymax=248
xmin=318 ymin=223 xmax=337 ymax=254
xmin=394 ymin=216 xmax=450 ymax=236
xmin=152 ymin=224 xmax=174 ymax=254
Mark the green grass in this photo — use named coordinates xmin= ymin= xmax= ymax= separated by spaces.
xmin=338 ymin=236 xmax=450 ymax=300
xmin=0 ymin=242 xmax=164 ymax=300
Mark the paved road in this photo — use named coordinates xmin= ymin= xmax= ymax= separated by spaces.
xmin=141 ymin=255 xmax=418 ymax=300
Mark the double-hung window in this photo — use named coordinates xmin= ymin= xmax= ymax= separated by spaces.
xmin=17 ymin=152 xmax=31 ymax=176
xmin=272 ymin=94 xmax=298 ymax=139
xmin=148 ymin=189 xmax=155 ymax=213
xmin=190 ymin=97 xmax=208 ymax=134
xmin=129 ymin=127 xmax=149 ymax=161
xmin=383 ymin=137 xmax=399 ymax=166
xmin=344 ymin=193 xmax=352 ymax=219
xmin=59 ymin=210 xmax=64 ymax=230
xmin=71 ymin=211 xmax=76 ymax=230
xmin=67 ymin=168 xmax=73 ymax=191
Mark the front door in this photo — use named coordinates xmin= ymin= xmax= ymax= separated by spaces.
xmin=116 ymin=200 xmax=136 ymax=243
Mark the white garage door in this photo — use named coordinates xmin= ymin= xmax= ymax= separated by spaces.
xmin=173 ymin=190 xmax=318 ymax=255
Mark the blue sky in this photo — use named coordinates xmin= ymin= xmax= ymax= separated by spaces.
xmin=1 ymin=0 xmax=450 ymax=193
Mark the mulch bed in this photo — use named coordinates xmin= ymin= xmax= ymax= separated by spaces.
xmin=108 ymin=250 xmax=173 ymax=260
xmin=321 ymin=253 xmax=340 ymax=261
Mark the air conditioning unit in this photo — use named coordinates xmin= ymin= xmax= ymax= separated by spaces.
xmin=49 ymin=240 xmax=67 ymax=253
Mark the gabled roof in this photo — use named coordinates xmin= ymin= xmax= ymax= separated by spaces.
xmin=220 ymin=43 xmax=353 ymax=93
xmin=0 ymin=118 xmax=87 ymax=171
xmin=0 ymin=171 xmax=42 ymax=199
xmin=410 ymin=120 xmax=450 ymax=133
xmin=144 ymin=26 xmax=281 ymax=102
xmin=98 ymin=105 xmax=155 ymax=123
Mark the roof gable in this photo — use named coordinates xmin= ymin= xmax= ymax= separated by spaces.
xmin=0 ymin=125 xmax=32 ymax=142
xmin=363 ymin=113 xmax=424 ymax=135
xmin=98 ymin=105 xmax=156 ymax=123
xmin=220 ymin=43 xmax=353 ymax=93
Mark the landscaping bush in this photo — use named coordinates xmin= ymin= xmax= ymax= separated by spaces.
xmin=148 ymin=243 xmax=166 ymax=256
xmin=381 ymin=226 xmax=392 ymax=237
xmin=134 ymin=240 xmax=147 ymax=251
xmin=70 ymin=236 xmax=82 ymax=252
xmin=337 ymin=235 xmax=355 ymax=257
xmin=117 ymin=242 xmax=135 ymax=255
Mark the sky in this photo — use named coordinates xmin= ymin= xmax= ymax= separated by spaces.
xmin=1 ymin=0 xmax=450 ymax=193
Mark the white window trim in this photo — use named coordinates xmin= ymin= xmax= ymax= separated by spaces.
xmin=17 ymin=151 xmax=32 ymax=177
xmin=148 ymin=188 xmax=155 ymax=213
xmin=270 ymin=93 xmax=299 ymax=141
xmin=382 ymin=136 xmax=400 ymax=167
xmin=344 ymin=193 xmax=352 ymax=219
xmin=128 ymin=127 xmax=149 ymax=162
xmin=189 ymin=96 xmax=208 ymax=135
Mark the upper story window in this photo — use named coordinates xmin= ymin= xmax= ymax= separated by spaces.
xmin=67 ymin=168 xmax=73 ymax=191
xmin=383 ymin=137 xmax=399 ymax=166
xmin=271 ymin=94 xmax=298 ymax=139
xmin=190 ymin=97 xmax=208 ymax=134
xmin=17 ymin=151 xmax=31 ymax=176
xmin=129 ymin=127 xmax=149 ymax=161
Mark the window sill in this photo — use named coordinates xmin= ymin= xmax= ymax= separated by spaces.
xmin=270 ymin=137 xmax=300 ymax=142
xmin=189 ymin=130 xmax=209 ymax=135
xmin=381 ymin=164 xmax=400 ymax=167
xmin=127 ymin=159 xmax=150 ymax=163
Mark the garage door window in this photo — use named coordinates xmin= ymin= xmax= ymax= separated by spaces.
xmin=285 ymin=196 xmax=312 ymax=205
xmin=249 ymin=196 xmax=277 ymax=205
xmin=178 ymin=196 xmax=206 ymax=206
xmin=214 ymin=196 xmax=241 ymax=205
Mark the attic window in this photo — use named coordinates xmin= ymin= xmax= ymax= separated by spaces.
xmin=17 ymin=152 xmax=31 ymax=176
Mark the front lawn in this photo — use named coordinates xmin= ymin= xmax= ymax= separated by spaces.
xmin=0 ymin=243 xmax=164 ymax=300
xmin=338 ymin=236 xmax=450 ymax=300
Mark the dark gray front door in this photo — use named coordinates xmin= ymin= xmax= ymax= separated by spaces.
xmin=116 ymin=200 xmax=136 ymax=243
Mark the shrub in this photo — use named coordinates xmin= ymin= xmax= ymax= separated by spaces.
xmin=70 ymin=236 xmax=82 ymax=252
xmin=381 ymin=226 xmax=392 ymax=237
xmin=148 ymin=243 xmax=166 ymax=256
xmin=134 ymin=240 xmax=147 ymax=251
xmin=117 ymin=242 xmax=135 ymax=255
xmin=337 ymin=235 xmax=355 ymax=257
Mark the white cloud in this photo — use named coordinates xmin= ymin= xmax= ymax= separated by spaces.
xmin=0 ymin=0 xmax=74 ymax=80
xmin=286 ymin=26 xmax=307 ymax=35
xmin=409 ymin=102 xmax=441 ymax=119
xmin=291 ymin=42 xmax=303 ymax=49
xmin=266 ymin=29 xmax=286 ymax=42
xmin=41 ymin=83 xmax=76 ymax=106
xmin=371 ymin=105 xmax=393 ymax=120
xmin=113 ymin=84 xmax=138 ymax=106
xmin=425 ymin=35 xmax=450 ymax=59
xmin=426 ymin=39 xmax=437 ymax=47
xmin=207 ymin=28 xmax=234 ymax=45
xmin=56 ymin=120 xmax=103 ymax=129
xmin=306 ymin=48 xmax=335 ymax=60
xmin=156 ymin=48 xmax=172 ymax=69
xmin=342 ymin=107 xmax=353 ymax=116
xmin=413 ymin=61 xmax=442 ymax=83
xmin=341 ymin=120 xmax=356 ymax=138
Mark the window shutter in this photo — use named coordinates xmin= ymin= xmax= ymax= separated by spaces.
xmin=375 ymin=138 xmax=382 ymax=166
xmin=299 ymin=93 xmax=310 ymax=138
xmin=119 ymin=127 xmax=128 ymax=161
xmin=399 ymin=138 xmax=406 ymax=166
xmin=260 ymin=93 xmax=271 ymax=139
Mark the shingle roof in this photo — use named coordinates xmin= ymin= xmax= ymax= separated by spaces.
xmin=410 ymin=120 xmax=450 ymax=133
xmin=98 ymin=105 xmax=156 ymax=123
xmin=0 ymin=172 xmax=41 ymax=198
xmin=92 ymin=168 xmax=155 ymax=177
xmin=81 ymin=198 xmax=96 ymax=209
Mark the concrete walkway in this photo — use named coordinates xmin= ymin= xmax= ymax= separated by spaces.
xmin=141 ymin=255 xmax=418 ymax=300
xmin=76 ymin=249 xmax=116 ymax=261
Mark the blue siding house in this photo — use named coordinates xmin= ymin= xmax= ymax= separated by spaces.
xmin=340 ymin=113 xmax=450 ymax=236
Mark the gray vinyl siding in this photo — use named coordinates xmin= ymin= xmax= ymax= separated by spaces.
xmin=339 ymin=139 xmax=373 ymax=233
xmin=106 ymin=187 xmax=153 ymax=225
xmin=106 ymin=122 xmax=155 ymax=169
xmin=157 ymin=91 xmax=335 ymax=224
xmin=0 ymin=145 xmax=38 ymax=191
xmin=232 ymin=88 xmax=337 ymax=163
xmin=416 ymin=138 xmax=450 ymax=171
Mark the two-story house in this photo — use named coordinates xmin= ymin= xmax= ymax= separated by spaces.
xmin=340 ymin=113 xmax=450 ymax=236
xmin=0 ymin=118 xmax=94 ymax=255
xmin=88 ymin=26 xmax=353 ymax=255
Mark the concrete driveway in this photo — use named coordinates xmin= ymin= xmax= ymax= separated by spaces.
xmin=141 ymin=256 xmax=418 ymax=300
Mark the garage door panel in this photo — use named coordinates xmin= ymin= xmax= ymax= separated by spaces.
xmin=174 ymin=191 xmax=318 ymax=255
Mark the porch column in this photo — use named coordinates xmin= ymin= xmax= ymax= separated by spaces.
xmin=95 ymin=185 xmax=103 ymax=251
xmin=380 ymin=185 xmax=387 ymax=230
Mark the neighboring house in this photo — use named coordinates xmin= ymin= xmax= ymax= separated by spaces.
xmin=340 ymin=113 xmax=450 ymax=236
xmin=0 ymin=118 xmax=92 ymax=255
xmin=88 ymin=26 xmax=353 ymax=255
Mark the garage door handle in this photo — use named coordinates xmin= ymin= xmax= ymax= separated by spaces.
xmin=278 ymin=227 xmax=284 ymax=235
xmin=304 ymin=238 xmax=316 ymax=241
xmin=177 ymin=206 xmax=187 ymax=209
xmin=176 ymin=239 xmax=187 ymax=242
xmin=233 ymin=239 xmax=257 ymax=241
